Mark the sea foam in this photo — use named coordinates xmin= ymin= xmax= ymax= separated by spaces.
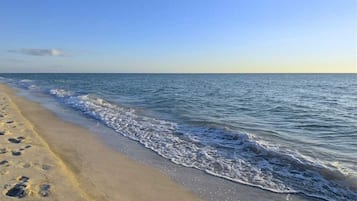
xmin=47 ymin=88 xmax=357 ymax=201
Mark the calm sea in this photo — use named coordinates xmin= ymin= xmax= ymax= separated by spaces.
xmin=1 ymin=73 xmax=356 ymax=201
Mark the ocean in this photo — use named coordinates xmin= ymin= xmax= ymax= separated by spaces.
xmin=0 ymin=73 xmax=356 ymax=201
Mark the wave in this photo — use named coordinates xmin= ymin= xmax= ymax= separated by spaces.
xmin=47 ymin=88 xmax=357 ymax=201
xmin=0 ymin=76 xmax=13 ymax=83
xmin=49 ymin=88 xmax=74 ymax=97
xmin=0 ymin=77 xmax=39 ymax=90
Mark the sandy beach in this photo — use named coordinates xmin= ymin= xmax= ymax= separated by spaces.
xmin=0 ymin=84 xmax=201 ymax=201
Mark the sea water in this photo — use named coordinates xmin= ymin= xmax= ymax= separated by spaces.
xmin=1 ymin=73 xmax=356 ymax=201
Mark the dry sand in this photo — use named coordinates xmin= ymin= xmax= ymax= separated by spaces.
xmin=0 ymin=84 xmax=201 ymax=201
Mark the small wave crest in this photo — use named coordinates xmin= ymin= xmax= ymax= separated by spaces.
xmin=47 ymin=88 xmax=357 ymax=201
xmin=49 ymin=88 xmax=74 ymax=98
xmin=0 ymin=77 xmax=39 ymax=90
xmin=0 ymin=76 xmax=14 ymax=84
xmin=9 ymin=79 xmax=39 ymax=90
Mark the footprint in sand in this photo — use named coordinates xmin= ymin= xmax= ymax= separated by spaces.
xmin=0 ymin=160 xmax=9 ymax=166
xmin=0 ymin=169 xmax=9 ymax=175
xmin=39 ymin=184 xmax=51 ymax=197
xmin=0 ymin=130 xmax=5 ymax=135
xmin=8 ymin=136 xmax=25 ymax=144
xmin=0 ymin=148 xmax=7 ymax=154
xmin=6 ymin=120 xmax=14 ymax=124
xmin=22 ymin=162 xmax=31 ymax=168
xmin=18 ymin=144 xmax=31 ymax=152
xmin=42 ymin=164 xmax=51 ymax=171
xmin=5 ymin=176 xmax=30 ymax=198
xmin=11 ymin=150 xmax=22 ymax=156
xmin=10 ymin=144 xmax=31 ymax=156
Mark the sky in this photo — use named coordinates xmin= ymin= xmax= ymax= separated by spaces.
xmin=0 ymin=0 xmax=356 ymax=73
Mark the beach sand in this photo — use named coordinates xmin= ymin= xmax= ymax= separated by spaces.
xmin=0 ymin=84 xmax=201 ymax=201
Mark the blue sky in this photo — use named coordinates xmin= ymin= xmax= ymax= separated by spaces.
xmin=0 ymin=0 xmax=356 ymax=73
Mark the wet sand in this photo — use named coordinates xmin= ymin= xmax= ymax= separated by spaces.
xmin=0 ymin=84 xmax=201 ymax=201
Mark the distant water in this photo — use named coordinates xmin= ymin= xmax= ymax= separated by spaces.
xmin=1 ymin=73 xmax=356 ymax=201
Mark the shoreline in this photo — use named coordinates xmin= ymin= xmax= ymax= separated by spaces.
xmin=0 ymin=82 xmax=324 ymax=201
xmin=0 ymin=84 xmax=201 ymax=201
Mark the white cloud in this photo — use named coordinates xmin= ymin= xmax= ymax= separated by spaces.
xmin=8 ymin=48 xmax=64 ymax=56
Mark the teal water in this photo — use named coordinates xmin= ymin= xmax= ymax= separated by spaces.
xmin=1 ymin=73 xmax=356 ymax=201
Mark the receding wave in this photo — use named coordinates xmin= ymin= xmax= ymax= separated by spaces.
xmin=48 ymin=88 xmax=357 ymax=201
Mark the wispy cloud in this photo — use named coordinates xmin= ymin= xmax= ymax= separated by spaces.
xmin=3 ymin=58 xmax=26 ymax=63
xmin=8 ymin=48 xmax=64 ymax=56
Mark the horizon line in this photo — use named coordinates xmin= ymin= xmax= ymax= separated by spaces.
xmin=0 ymin=72 xmax=356 ymax=74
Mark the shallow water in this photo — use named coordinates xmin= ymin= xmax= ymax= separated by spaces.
xmin=1 ymin=73 xmax=356 ymax=201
